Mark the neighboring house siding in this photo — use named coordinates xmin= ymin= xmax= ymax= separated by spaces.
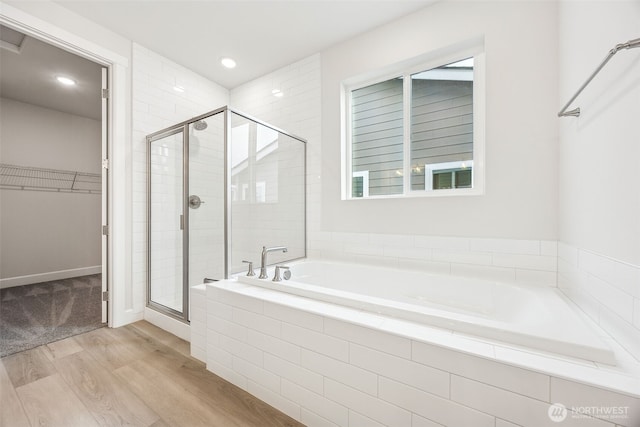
xmin=352 ymin=79 xmax=404 ymax=196
xmin=411 ymin=79 xmax=473 ymax=189
xmin=351 ymin=78 xmax=472 ymax=195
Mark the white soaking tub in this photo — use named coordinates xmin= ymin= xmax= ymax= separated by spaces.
xmin=237 ymin=260 xmax=615 ymax=364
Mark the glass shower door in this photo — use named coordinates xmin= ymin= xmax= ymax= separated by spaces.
xmin=148 ymin=128 xmax=185 ymax=316
xmin=146 ymin=106 xmax=305 ymax=322
xmin=188 ymin=113 xmax=226 ymax=288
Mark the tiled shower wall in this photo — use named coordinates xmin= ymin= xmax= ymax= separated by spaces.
xmin=132 ymin=43 xmax=228 ymax=313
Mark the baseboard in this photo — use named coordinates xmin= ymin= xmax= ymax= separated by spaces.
xmin=0 ymin=266 xmax=102 ymax=289
xmin=144 ymin=306 xmax=190 ymax=342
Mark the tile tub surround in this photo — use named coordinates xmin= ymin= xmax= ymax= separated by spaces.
xmin=308 ymin=233 xmax=558 ymax=288
xmin=191 ymin=282 xmax=640 ymax=427
xmin=558 ymin=242 xmax=640 ymax=362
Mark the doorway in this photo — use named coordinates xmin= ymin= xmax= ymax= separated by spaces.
xmin=0 ymin=24 xmax=108 ymax=356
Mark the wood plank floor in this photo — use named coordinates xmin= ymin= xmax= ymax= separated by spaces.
xmin=1 ymin=321 xmax=304 ymax=427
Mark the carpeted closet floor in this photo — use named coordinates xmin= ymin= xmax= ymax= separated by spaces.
xmin=0 ymin=274 xmax=104 ymax=357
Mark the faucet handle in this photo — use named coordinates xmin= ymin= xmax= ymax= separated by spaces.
xmin=242 ymin=260 xmax=255 ymax=276
xmin=272 ymin=265 xmax=290 ymax=282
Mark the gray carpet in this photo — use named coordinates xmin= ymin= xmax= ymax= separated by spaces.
xmin=0 ymin=274 xmax=104 ymax=357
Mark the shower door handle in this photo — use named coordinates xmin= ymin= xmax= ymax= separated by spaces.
xmin=189 ymin=194 xmax=204 ymax=209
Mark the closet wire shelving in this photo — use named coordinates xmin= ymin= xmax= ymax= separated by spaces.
xmin=0 ymin=163 xmax=101 ymax=194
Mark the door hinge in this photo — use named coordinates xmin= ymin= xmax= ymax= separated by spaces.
xmin=102 ymin=88 xmax=110 ymax=99
xmin=102 ymin=225 xmax=109 ymax=236
xmin=102 ymin=158 xmax=109 ymax=169
xmin=102 ymin=291 xmax=109 ymax=301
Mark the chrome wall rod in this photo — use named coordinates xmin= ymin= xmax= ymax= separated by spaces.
xmin=558 ymin=37 xmax=640 ymax=118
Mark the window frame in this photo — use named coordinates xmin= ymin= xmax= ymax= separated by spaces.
xmin=341 ymin=42 xmax=485 ymax=200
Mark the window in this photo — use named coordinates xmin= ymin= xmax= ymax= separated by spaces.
xmin=426 ymin=161 xmax=473 ymax=190
xmin=352 ymin=171 xmax=369 ymax=197
xmin=343 ymin=49 xmax=484 ymax=199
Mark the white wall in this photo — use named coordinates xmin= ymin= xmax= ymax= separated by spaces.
xmin=0 ymin=98 xmax=101 ymax=282
xmin=557 ymin=1 xmax=640 ymax=360
xmin=558 ymin=0 xmax=640 ymax=265
xmin=321 ymin=0 xmax=559 ymax=240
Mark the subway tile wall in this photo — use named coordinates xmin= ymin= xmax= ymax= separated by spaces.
xmin=132 ymin=43 xmax=229 ymax=312
xmin=558 ymin=242 xmax=640 ymax=361
xmin=311 ymin=232 xmax=559 ymax=287
xmin=192 ymin=283 xmax=640 ymax=427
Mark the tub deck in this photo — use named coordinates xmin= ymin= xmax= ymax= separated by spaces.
xmin=237 ymin=260 xmax=615 ymax=365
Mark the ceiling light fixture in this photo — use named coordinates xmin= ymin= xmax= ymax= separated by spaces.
xmin=56 ymin=76 xmax=76 ymax=86
xmin=173 ymin=85 xmax=185 ymax=93
xmin=220 ymin=57 xmax=236 ymax=69
xmin=272 ymin=89 xmax=283 ymax=98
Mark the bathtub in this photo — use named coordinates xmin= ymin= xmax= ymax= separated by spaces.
xmin=237 ymin=260 xmax=615 ymax=365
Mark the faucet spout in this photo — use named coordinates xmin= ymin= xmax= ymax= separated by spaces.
xmin=259 ymin=246 xmax=288 ymax=279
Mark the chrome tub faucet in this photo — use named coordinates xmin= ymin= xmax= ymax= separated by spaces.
xmin=259 ymin=246 xmax=288 ymax=279
xmin=272 ymin=265 xmax=290 ymax=282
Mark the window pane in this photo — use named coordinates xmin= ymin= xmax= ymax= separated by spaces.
xmin=433 ymin=171 xmax=452 ymax=189
xmin=410 ymin=58 xmax=473 ymax=191
xmin=351 ymin=77 xmax=403 ymax=197
xmin=352 ymin=176 xmax=364 ymax=198
xmin=455 ymin=168 xmax=472 ymax=188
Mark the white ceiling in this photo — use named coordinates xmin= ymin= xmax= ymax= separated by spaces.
xmin=0 ymin=1 xmax=436 ymax=120
xmin=53 ymin=0 xmax=436 ymax=89
xmin=0 ymin=28 xmax=103 ymax=120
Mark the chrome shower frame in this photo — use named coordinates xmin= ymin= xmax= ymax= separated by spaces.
xmin=146 ymin=106 xmax=307 ymax=323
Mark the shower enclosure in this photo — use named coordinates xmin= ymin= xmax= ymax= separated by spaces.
xmin=147 ymin=107 xmax=306 ymax=321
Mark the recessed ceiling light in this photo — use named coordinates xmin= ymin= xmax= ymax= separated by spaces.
xmin=173 ymin=85 xmax=185 ymax=93
xmin=221 ymin=57 xmax=236 ymax=69
xmin=56 ymin=76 xmax=76 ymax=86
xmin=272 ymin=89 xmax=283 ymax=98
